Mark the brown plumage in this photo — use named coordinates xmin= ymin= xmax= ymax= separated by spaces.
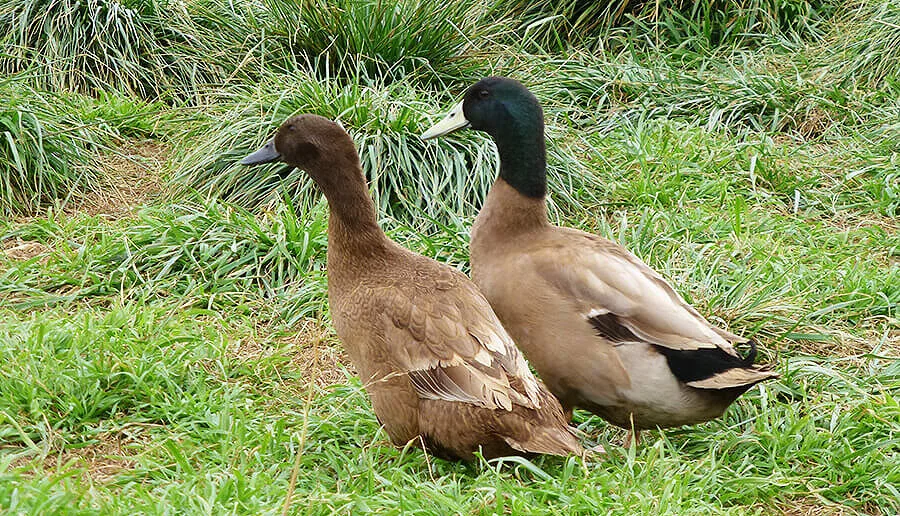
xmin=422 ymin=77 xmax=778 ymax=439
xmin=241 ymin=114 xmax=583 ymax=461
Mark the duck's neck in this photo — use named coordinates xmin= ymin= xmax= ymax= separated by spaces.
xmin=494 ymin=115 xmax=547 ymax=200
xmin=472 ymin=177 xmax=549 ymax=251
xmin=472 ymin=121 xmax=550 ymax=246
xmin=313 ymin=156 xmax=389 ymax=257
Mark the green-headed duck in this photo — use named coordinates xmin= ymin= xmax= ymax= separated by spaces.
xmin=422 ymin=78 xmax=778 ymax=446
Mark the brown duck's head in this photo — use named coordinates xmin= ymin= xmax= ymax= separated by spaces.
xmin=241 ymin=114 xmax=357 ymax=180
xmin=241 ymin=115 xmax=379 ymax=230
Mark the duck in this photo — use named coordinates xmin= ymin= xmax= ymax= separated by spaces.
xmin=241 ymin=114 xmax=583 ymax=461
xmin=421 ymin=77 xmax=778 ymax=446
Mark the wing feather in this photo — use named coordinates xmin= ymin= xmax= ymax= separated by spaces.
xmin=384 ymin=269 xmax=542 ymax=411
xmin=531 ymin=231 xmax=743 ymax=356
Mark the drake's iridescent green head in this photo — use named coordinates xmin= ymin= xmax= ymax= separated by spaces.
xmin=422 ymin=77 xmax=547 ymax=199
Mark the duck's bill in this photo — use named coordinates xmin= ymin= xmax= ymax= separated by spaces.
xmin=420 ymin=101 xmax=470 ymax=140
xmin=240 ymin=139 xmax=281 ymax=166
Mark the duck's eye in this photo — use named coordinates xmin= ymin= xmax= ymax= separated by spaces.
xmin=287 ymin=124 xmax=296 ymax=131
xmin=478 ymin=90 xmax=490 ymax=99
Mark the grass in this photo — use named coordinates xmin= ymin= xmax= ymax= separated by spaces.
xmin=501 ymin=0 xmax=840 ymax=51
xmin=0 ymin=77 xmax=101 ymax=216
xmin=0 ymin=72 xmax=178 ymax=216
xmin=265 ymin=0 xmax=507 ymax=82
xmin=821 ymin=0 xmax=900 ymax=90
xmin=1 ymin=0 xmax=899 ymax=513
xmin=0 ymin=0 xmax=271 ymax=99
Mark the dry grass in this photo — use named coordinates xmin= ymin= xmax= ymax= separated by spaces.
xmin=70 ymin=140 xmax=169 ymax=218
xmin=289 ymin=334 xmax=354 ymax=389
xmin=1 ymin=238 xmax=50 ymax=263
xmin=229 ymin=319 xmax=355 ymax=390
xmin=8 ymin=426 xmax=155 ymax=484
xmin=774 ymin=498 xmax=863 ymax=515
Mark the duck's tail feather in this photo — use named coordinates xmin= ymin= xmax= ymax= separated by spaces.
xmin=685 ymin=365 xmax=779 ymax=390
xmin=741 ymin=339 xmax=759 ymax=367
xmin=502 ymin=426 xmax=584 ymax=457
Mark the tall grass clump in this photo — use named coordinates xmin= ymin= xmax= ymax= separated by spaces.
xmin=635 ymin=0 xmax=838 ymax=50
xmin=536 ymin=51 xmax=831 ymax=135
xmin=136 ymin=0 xmax=274 ymax=98
xmin=820 ymin=0 xmax=900 ymax=91
xmin=170 ymin=71 xmax=499 ymax=226
xmin=264 ymin=0 xmax=504 ymax=82
xmin=501 ymin=0 xmax=838 ymax=51
xmin=0 ymin=0 xmax=263 ymax=99
xmin=0 ymin=81 xmax=100 ymax=216
xmin=1 ymin=0 xmax=153 ymax=94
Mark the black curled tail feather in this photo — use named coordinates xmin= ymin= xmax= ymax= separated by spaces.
xmin=652 ymin=340 xmax=761 ymax=385
xmin=743 ymin=339 xmax=758 ymax=367
xmin=588 ymin=312 xmax=761 ymax=385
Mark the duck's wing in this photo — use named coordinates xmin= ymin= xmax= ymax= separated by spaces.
xmin=382 ymin=268 xmax=543 ymax=411
xmin=530 ymin=232 xmax=745 ymax=357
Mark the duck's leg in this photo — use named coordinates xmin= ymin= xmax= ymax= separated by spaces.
xmin=623 ymin=413 xmax=641 ymax=449
xmin=624 ymin=429 xmax=641 ymax=448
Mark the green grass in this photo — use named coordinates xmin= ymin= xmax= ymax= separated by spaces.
xmin=821 ymin=0 xmax=900 ymax=90
xmin=264 ymin=0 xmax=507 ymax=82
xmin=0 ymin=77 xmax=101 ymax=216
xmin=501 ymin=0 xmax=840 ymax=51
xmin=1 ymin=0 xmax=899 ymax=513
xmin=0 ymin=0 xmax=269 ymax=99
xmin=0 ymin=73 xmax=179 ymax=216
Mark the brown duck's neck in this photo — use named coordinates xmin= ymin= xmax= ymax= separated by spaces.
xmin=472 ymin=177 xmax=549 ymax=247
xmin=313 ymin=157 xmax=390 ymax=257
xmin=327 ymin=202 xmax=389 ymax=256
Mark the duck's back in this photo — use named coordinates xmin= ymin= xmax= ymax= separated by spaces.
xmin=471 ymin=224 xmax=632 ymax=415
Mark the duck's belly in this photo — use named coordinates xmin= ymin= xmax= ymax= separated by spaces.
xmin=587 ymin=342 xmax=731 ymax=429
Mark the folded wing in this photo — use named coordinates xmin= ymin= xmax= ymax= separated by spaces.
xmin=531 ymin=234 xmax=743 ymax=356
xmin=383 ymin=271 xmax=542 ymax=411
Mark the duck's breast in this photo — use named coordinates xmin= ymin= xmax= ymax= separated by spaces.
xmin=470 ymin=246 xmax=629 ymax=412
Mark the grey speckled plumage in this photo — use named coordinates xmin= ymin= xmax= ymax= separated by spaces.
xmin=242 ymin=114 xmax=582 ymax=461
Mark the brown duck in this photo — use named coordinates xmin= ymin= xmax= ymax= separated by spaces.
xmin=241 ymin=114 xmax=583 ymax=461
xmin=422 ymin=77 xmax=779 ymax=445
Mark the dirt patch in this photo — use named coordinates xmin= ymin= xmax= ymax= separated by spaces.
xmin=774 ymin=499 xmax=858 ymax=515
xmin=7 ymin=426 xmax=154 ymax=484
xmin=794 ymin=107 xmax=834 ymax=141
xmin=1 ymin=238 xmax=51 ymax=263
xmin=229 ymin=319 xmax=356 ymax=389
xmin=70 ymin=140 xmax=169 ymax=218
